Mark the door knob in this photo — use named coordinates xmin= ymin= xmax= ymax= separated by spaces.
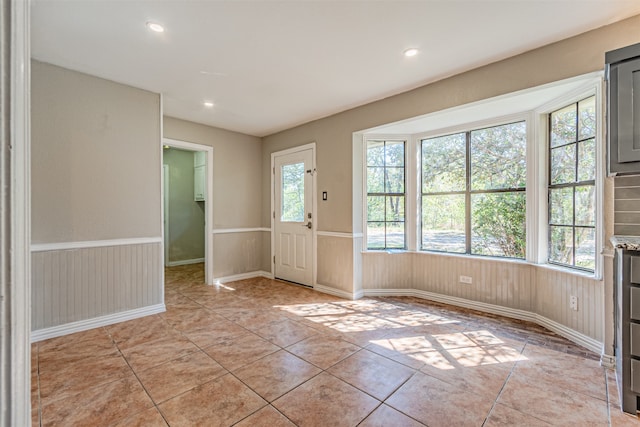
xmin=305 ymin=222 xmax=312 ymax=229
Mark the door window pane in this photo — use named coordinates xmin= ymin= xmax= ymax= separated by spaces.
xmin=281 ymin=162 xmax=305 ymax=222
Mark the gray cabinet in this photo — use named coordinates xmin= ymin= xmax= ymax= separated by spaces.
xmin=607 ymin=42 xmax=640 ymax=176
xmin=615 ymin=248 xmax=640 ymax=413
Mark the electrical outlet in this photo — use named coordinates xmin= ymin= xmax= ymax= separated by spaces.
xmin=459 ymin=275 xmax=472 ymax=284
xmin=570 ymin=295 xmax=578 ymax=311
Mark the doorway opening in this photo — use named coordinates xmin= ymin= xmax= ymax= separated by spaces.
xmin=162 ymin=138 xmax=214 ymax=285
xmin=271 ymin=143 xmax=316 ymax=287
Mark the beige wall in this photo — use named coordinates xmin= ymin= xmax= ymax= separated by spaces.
xmin=163 ymin=148 xmax=205 ymax=263
xmin=261 ymin=14 xmax=640 ymax=353
xmin=262 ymin=14 xmax=640 ymax=234
xmin=30 ymin=61 xmax=163 ymax=334
xmin=164 ymin=116 xmax=263 ymax=229
xmin=163 ymin=117 xmax=267 ymax=277
xmin=31 ymin=61 xmax=161 ymax=243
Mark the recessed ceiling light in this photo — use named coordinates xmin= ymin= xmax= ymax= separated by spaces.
xmin=203 ymin=101 xmax=214 ymax=108
xmin=146 ymin=21 xmax=164 ymax=33
xmin=404 ymin=48 xmax=419 ymax=57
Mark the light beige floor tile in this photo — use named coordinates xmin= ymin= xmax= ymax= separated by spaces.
xmin=286 ymin=334 xmax=361 ymax=369
xmin=202 ymin=331 xmax=280 ymax=371
xmin=327 ymin=349 xmax=415 ymax=400
xmin=359 ymin=404 xmax=425 ymax=427
xmin=386 ymin=372 xmax=495 ymax=427
xmin=484 ymin=403 xmax=552 ymax=426
xmin=158 ymin=373 xmax=267 ymax=426
xmin=497 ymin=373 xmax=608 ymax=425
xmin=272 ymin=372 xmax=379 ymax=427
xmin=234 ymin=405 xmax=296 ymax=427
xmin=136 ymin=350 xmax=227 ymax=403
xmin=41 ymin=372 xmax=153 ymax=427
xmin=234 ymin=350 xmax=321 ymax=401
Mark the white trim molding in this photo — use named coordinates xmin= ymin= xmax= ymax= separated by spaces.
xmin=212 ymin=227 xmax=270 ymax=234
xmin=314 ymin=283 xmax=363 ymax=300
xmin=166 ymin=257 xmax=205 ymax=267
xmin=3 ymin=0 xmax=31 ymax=424
xmin=162 ymin=137 xmax=214 ymax=285
xmin=316 ymin=231 xmax=356 ymax=239
xmin=213 ymin=270 xmax=273 ymax=285
xmin=363 ymin=288 xmax=604 ymax=355
xmin=31 ymin=304 xmax=166 ymax=343
xmin=31 ymin=237 xmax=162 ymax=252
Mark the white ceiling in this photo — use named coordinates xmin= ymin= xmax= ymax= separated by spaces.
xmin=31 ymin=1 xmax=640 ymax=137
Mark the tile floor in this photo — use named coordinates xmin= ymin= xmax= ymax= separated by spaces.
xmin=31 ymin=263 xmax=640 ymax=426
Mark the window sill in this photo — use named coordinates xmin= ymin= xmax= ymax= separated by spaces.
xmin=360 ymin=249 xmax=602 ymax=281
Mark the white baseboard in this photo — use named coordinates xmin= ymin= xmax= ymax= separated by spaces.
xmin=601 ymin=353 xmax=616 ymax=369
xmin=166 ymin=257 xmax=205 ymax=267
xmin=314 ymin=283 xmax=358 ymax=300
xmin=363 ymin=288 xmax=604 ymax=355
xmin=213 ymin=270 xmax=273 ymax=284
xmin=31 ymin=303 xmax=166 ymax=343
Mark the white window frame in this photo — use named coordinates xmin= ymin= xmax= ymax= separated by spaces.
xmin=534 ymin=81 xmax=605 ymax=279
xmin=360 ymin=73 xmax=605 ymax=279
xmin=415 ymin=113 xmax=530 ymax=259
xmin=362 ymin=135 xmax=412 ymax=251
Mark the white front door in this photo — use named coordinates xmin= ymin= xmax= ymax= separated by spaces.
xmin=273 ymin=147 xmax=314 ymax=286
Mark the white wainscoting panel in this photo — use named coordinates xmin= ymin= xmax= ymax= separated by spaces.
xmin=362 ymin=251 xmax=605 ymax=350
xmin=31 ymin=241 xmax=163 ymax=332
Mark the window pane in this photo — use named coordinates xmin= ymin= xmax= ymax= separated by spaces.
xmin=577 ymin=138 xmax=595 ymax=182
xmin=386 ymin=222 xmax=405 ymax=249
xmin=367 ymin=167 xmax=384 ymax=193
xmin=549 ymin=187 xmax=573 ymax=225
xmin=281 ymin=162 xmax=305 ymax=222
xmin=471 ymin=192 xmax=525 ymax=258
xmin=575 ymin=185 xmax=595 ymax=226
xmin=385 ymin=141 xmax=405 ymax=167
xmin=367 ymin=196 xmax=385 ymax=221
xmin=575 ymin=227 xmax=595 ymax=271
xmin=367 ymin=222 xmax=385 ymax=249
xmin=471 ymin=122 xmax=526 ymax=190
xmin=386 ymin=196 xmax=405 ymax=222
xmin=421 ymin=194 xmax=465 ymax=253
xmin=385 ymin=167 xmax=405 ymax=193
xmin=549 ymin=225 xmax=574 ymax=266
xmin=550 ymin=144 xmax=576 ymax=185
xmin=422 ymin=133 xmax=466 ymax=193
xmin=367 ymin=141 xmax=385 ymax=166
xmin=578 ymin=96 xmax=596 ymax=140
xmin=550 ymin=104 xmax=577 ymax=147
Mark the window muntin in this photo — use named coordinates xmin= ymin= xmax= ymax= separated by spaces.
xmin=548 ymin=96 xmax=596 ymax=271
xmin=421 ymin=121 xmax=526 ymax=258
xmin=366 ymin=140 xmax=406 ymax=249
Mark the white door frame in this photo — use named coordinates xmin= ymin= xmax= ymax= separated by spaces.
xmin=271 ymin=143 xmax=317 ymax=287
xmin=162 ymin=164 xmax=170 ymax=265
xmin=162 ymin=138 xmax=214 ymax=285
